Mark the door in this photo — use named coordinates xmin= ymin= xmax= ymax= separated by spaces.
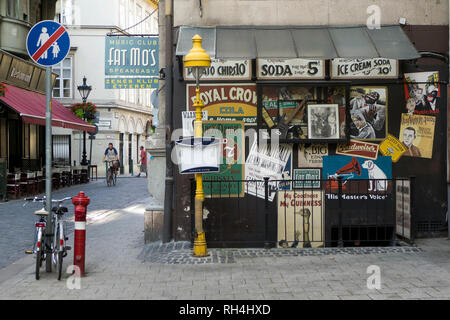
xmin=119 ymin=133 xmax=124 ymax=174
xmin=128 ymin=134 xmax=132 ymax=174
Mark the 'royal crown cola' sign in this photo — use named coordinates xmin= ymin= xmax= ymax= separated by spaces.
xmin=105 ymin=36 xmax=159 ymax=89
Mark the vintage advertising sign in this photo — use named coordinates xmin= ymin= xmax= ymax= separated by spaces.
xmin=379 ymin=134 xmax=406 ymax=163
xmin=181 ymin=111 xmax=208 ymax=137
xmin=399 ymin=114 xmax=436 ymax=159
xmin=104 ymin=77 xmax=158 ymax=89
xmin=322 ymin=155 xmax=392 ymax=197
xmin=245 ymin=141 xmax=292 ymax=202
xmin=331 ymin=58 xmax=398 ymax=79
xmin=202 ymin=121 xmax=245 ymax=197
xmin=277 ymin=190 xmax=324 ymax=248
xmin=105 ymin=36 xmax=159 ymax=89
xmin=293 ymin=168 xmax=321 ymax=189
xmin=336 ymin=139 xmax=379 ymax=160
xmin=396 ymin=179 xmax=411 ymax=240
xmin=184 ymin=59 xmax=251 ymax=81
xmin=349 ymin=86 xmax=388 ymax=141
xmin=256 ymin=58 xmax=325 ymax=79
xmin=404 ymin=71 xmax=440 ymax=115
xmin=187 ymin=83 xmax=257 ymax=124
xmin=308 ymin=104 xmax=340 ymax=140
xmin=298 ymin=144 xmax=328 ymax=168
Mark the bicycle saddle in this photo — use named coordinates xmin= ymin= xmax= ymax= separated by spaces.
xmin=34 ymin=208 xmax=49 ymax=216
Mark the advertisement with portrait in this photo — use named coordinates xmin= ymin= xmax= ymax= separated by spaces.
xmin=404 ymin=71 xmax=440 ymax=115
xmin=399 ymin=114 xmax=436 ymax=159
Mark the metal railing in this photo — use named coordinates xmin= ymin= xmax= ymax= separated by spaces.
xmin=190 ymin=177 xmax=415 ymax=248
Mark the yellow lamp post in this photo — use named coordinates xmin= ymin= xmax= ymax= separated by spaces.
xmin=183 ymin=35 xmax=211 ymax=257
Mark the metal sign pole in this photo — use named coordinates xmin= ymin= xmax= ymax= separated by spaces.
xmin=45 ymin=66 xmax=53 ymax=272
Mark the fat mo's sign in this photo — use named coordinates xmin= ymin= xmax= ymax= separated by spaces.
xmin=105 ymin=36 xmax=159 ymax=89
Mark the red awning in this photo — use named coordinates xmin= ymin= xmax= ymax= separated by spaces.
xmin=0 ymin=84 xmax=96 ymax=132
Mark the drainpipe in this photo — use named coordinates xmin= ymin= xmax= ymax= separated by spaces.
xmin=162 ymin=0 xmax=173 ymax=243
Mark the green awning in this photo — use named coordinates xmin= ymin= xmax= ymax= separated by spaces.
xmin=176 ymin=25 xmax=420 ymax=60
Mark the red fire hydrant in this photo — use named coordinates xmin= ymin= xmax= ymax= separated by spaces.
xmin=72 ymin=191 xmax=90 ymax=276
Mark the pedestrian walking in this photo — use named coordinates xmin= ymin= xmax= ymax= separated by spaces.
xmin=136 ymin=146 xmax=147 ymax=178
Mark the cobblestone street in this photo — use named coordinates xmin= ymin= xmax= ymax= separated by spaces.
xmin=0 ymin=178 xmax=449 ymax=300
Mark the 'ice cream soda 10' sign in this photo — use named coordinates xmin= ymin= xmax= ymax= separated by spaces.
xmin=186 ymin=83 xmax=257 ymax=124
xmin=257 ymin=58 xmax=325 ymax=79
xmin=331 ymin=58 xmax=398 ymax=79
xmin=184 ymin=59 xmax=251 ymax=81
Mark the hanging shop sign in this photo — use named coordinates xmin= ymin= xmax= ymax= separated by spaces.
xmin=404 ymin=71 xmax=440 ymax=115
xmin=245 ymin=140 xmax=292 ymax=202
xmin=396 ymin=179 xmax=412 ymax=241
xmin=293 ymin=168 xmax=321 ymax=189
xmin=298 ymin=144 xmax=328 ymax=168
xmin=105 ymin=36 xmax=159 ymax=89
xmin=331 ymin=58 xmax=398 ymax=79
xmin=256 ymin=58 xmax=325 ymax=80
xmin=181 ymin=111 xmax=208 ymax=137
xmin=399 ymin=113 xmax=436 ymax=159
xmin=379 ymin=134 xmax=406 ymax=163
xmin=277 ymin=190 xmax=324 ymax=248
xmin=336 ymin=139 xmax=379 ymax=160
xmin=0 ymin=50 xmax=57 ymax=94
xmin=104 ymin=77 xmax=159 ymax=89
xmin=187 ymin=83 xmax=257 ymax=124
xmin=184 ymin=59 xmax=251 ymax=81
xmin=202 ymin=121 xmax=245 ymax=197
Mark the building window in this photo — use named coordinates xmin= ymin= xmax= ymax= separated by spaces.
xmin=22 ymin=123 xmax=38 ymax=159
xmin=119 ymin=0 xmax=127 ymax=29
xmin=52 ymin=57 xmax=72 ymax=98
xmin=128 ymin=0 xmax=135 ymax=33
xmin=136 ymin=4 xmax=142 ymax=34
xmin=6 ymin=0 xmax=19 ymax=19
xmin=55 ymin=0 xmax=73 ymax=25
xmin=145 ymin=11 xmax=151 ymax=34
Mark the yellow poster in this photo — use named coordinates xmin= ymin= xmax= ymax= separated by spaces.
xmin=277 ymin=190 xmax=324 ymax=248
xmin=399 ymin=114 xmax=436 ymax=159
xmin=379 ymin=134 xmax=407 ymax=162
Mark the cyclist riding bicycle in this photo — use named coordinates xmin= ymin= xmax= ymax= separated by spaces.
xmin=102 ymin=142 xmax=119 ymax=174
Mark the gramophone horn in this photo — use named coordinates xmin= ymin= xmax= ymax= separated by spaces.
xmin=336 ymin=157 xmax=361 ymax=176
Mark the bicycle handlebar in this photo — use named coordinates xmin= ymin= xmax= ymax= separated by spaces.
xmin=24 ymin=196 xmax=72 ymax=203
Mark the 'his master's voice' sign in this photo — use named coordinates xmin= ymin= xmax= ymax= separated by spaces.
xmin=105 ymin=36 xmax=159 ymax=89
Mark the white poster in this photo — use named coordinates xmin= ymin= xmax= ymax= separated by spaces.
xmin=245 ymin=140 xmax=292 ymax=202
xmin=181 ymin=111 xmax=208 ymax=137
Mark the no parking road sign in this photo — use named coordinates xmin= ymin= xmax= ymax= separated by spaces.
xmin=26 ymin=20 xmax=70 ymax=66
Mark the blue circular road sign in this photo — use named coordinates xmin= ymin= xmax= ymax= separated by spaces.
xmin=26 ymin=20 xmax=70 ymax=67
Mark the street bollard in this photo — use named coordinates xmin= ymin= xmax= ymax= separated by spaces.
xmin=72 ymin=191 xmax=90 ymax=276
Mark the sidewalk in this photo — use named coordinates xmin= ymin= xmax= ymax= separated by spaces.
xmin=0 ymin=194 xmax=449 ymax=299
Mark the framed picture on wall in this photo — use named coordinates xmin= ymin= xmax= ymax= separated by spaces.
xmin=348 ymin=86 xmax=388 ymax=141
xmin=307 ymin=104 xmax=340 ymax=140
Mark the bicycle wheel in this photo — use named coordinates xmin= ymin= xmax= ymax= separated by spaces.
xmin=106 ymin=167 xmax=112 ymax=187
xmin=57 ymin=251 xmax=63 ymax=280
xmin=35 ymin=250 xmax=42 ymax=280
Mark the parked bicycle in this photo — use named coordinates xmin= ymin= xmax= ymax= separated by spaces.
xmin=105 ymin=160 xmax=118 ymax=187
xmin=24 ymin=196 xmax=72 ymax=280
